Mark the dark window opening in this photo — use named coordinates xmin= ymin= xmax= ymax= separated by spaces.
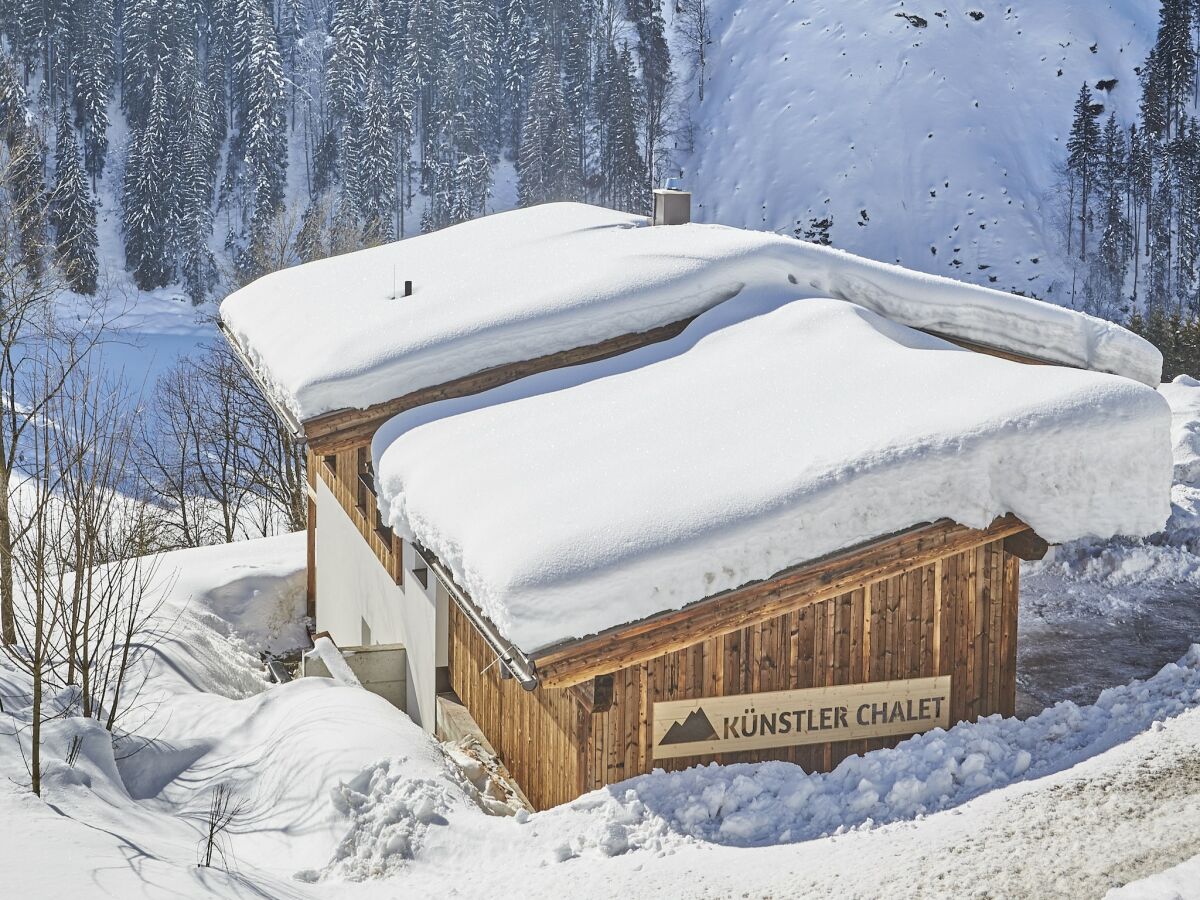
xmin=412 ymin=564 xmax=429 ymax=589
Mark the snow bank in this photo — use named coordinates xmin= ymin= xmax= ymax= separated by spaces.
xmin=536 ymin=646 xmax=1200 ymax=854
xmin=306 ymin=635 xmax=363 ymax=687
xmin=317 ymin=755 xmax=466 ymax=880
xmin=220 ymin=203 xmax=1161 ymax=422
xmin=1109 ymin=853 xmax=1200 ymax=899
xmin=376 ymin=298 xmax=1171 ymax=651
xmin=1159 ymin=375 xmax=1200 ymax=484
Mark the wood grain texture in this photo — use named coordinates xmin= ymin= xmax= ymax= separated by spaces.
xmin=313 ymin=445 xmax=405 ymax=587
xmin=446 ymin=531 xmax=1021 ymax=809
xmin=302 ymin=316 xmax=702 ymax=454
xmin=534 ymin=516 xmax=1029 ymax=689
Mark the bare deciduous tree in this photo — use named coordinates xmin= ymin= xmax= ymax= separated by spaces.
xmin=199 ymin=783 xmax=248 ymax=869
xmin=675 ymin=0 xmax=712 ymax=102
xmin=140 ymin=341 xmax=306 ymax=548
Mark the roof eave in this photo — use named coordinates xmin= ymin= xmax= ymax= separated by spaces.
xmin=217 ymin=320 xmax=307 ymax=442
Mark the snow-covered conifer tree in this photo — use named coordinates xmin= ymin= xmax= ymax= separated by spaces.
xmin=122 ymin=74 xmax=174 ymax=289
xmin=517 ymin=44 xmax=579 ymax=206
xmin=1067 ymin=82 xmax=1102 ymax=259
xmin=49 ymin=105 xmax=99 ymax=294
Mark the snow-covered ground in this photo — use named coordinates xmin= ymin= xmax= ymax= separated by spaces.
xmin=682 ymin=0 xmax=1156 ymax=304
xmin=3 ymin=378 xmax=1200 ymax=898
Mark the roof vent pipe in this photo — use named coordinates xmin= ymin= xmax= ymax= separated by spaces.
xmin=652 ymin=180 xmax=691 ymax=226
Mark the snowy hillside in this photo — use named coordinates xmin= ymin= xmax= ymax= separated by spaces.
xmin=681 ymin=0 xmax=1156 ymax=302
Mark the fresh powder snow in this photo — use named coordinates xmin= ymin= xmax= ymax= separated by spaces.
xmin=374 ymin=296 xmax=1172 ymax=652
xmin=220 ymin=202 xmax=1162 ymax=423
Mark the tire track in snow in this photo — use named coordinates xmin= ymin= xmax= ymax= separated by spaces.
xmin=868 ymin=726 xmax=1200 ymax=899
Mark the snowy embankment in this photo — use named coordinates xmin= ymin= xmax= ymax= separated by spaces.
xmin=684 ymin=0 xmax=1155 ymax=301
xmin=1 ymin=534 xmax=1199 ymax=898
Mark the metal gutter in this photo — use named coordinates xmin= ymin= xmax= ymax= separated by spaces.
xmin=415 ymin=543 xmax=539 ymax=691
xmin=216 ymin=320 xmax=307 ymax=441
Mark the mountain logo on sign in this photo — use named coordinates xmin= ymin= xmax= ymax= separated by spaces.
xmin=658 ymin=708 xmax=719 ymax=745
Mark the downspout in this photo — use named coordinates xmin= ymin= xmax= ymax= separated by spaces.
xmin=415 ymin=543 xmax=539 ymax=691
xmin=216 ymin=320 xmax=307 ymax=442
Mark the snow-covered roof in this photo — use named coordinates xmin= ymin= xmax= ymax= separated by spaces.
xmin=374 ymin=297 xmax=1173 ymax=653
xmin=1159 ymin=375 xmax=1200 ymax=484
xmin=219 ymin=203 xmax=1162 ymax=423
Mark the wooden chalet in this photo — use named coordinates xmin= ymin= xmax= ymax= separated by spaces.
xmin=219 ymin=201 xmax=1167 ymax=811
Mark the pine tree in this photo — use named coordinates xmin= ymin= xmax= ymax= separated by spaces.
xmin=627 ymin=0 xmax=671 ymax=190
xmin=1089 ymin=113 xmax=1130 ymax=316
xmin=391 ymin=46 xmax=419 ymax=236
xmin=517 ymin=44 xmax=579 ymax=206
xmin=70 ymin=0 xmax=114 ymax=183
xmin=123 ymin=74 xmax=175 ymax=289
xmin=1172 ymin=116 xmax=1200 ymax=307
xmin=1150 ymin=151 xmax=1175 ymax=308
xmin=1153 ymin=0 xmax=1198 ymax=136
xmin=1 ymin=51 xmax=50 ymax=280
xmin=49 ymin=105 xmax=99 ymax=294
xmin=1129 ymin=123 xmax=1154 ymax=302
xmin=122 ymin=0 xmax=187 ymax=126
xmin=1067 ymin=82 xmax=1101 ymax=259
xmin=499 ymin=0 xmax=538 ymax=149
xmin=358 ymin=71 xmax=397 ymax=242
xmin=328 ymin=0 xmax=368 ymax=119
xmin=1140 ymin=49 xmax=1169 ymax=139
xmin=173 ymin=56 xmax=218 ymax=302
xmin=598 ymin=43 xmax=647 ymax=213
xmin=241 ymin=1 xmax=288 ymax=254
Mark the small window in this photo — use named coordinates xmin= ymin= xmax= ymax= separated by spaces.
xmin=323 ymin=454 xmax=337 ymax=476
xmin=412 ymin=563 xmax=429 ymax=589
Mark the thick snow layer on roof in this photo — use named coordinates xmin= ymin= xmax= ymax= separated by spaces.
xmin=374 ymin=298 xmax=1172 ymax=652
xmin=1159 ymin=374 xmax=1200 ymax=484
xmin=220 ymin=203 xmax=1161 ymax=422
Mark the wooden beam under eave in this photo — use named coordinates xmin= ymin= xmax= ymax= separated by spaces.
xmin=534 ymin=516 xmax=1032 ymax=690
xmin=1003 ymin=529 xmax=1050 ymax=561
xmin=302 ymin=315 xmax=704 ymax=455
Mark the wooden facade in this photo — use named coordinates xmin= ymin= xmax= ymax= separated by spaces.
xmin=447 ymin=520 xmax=1024 ymax=810
xmin=307 ymin=446 xmax=409 ymax=587
xmin=288 ymin=322 xmax=1056 ymax=812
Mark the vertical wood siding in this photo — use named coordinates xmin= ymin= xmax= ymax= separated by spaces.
xmin=449 ymin=533 xmax=1021 ymax=810
xmin=310 ymin=444 xmax=404 ymax=586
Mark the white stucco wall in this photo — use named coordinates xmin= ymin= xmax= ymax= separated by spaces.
xmin=313 ymin=477 xmax=446 ymax=730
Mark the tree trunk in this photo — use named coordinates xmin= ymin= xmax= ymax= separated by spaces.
xmin=0 ymin=464 xmax=14 ymax=646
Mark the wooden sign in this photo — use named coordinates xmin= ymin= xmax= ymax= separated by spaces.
xmin=652 ymin=675 xmax=952 ymax=760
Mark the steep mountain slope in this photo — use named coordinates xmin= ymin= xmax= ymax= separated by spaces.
xmin=680 ymin=1 xmax=1157 ymax=305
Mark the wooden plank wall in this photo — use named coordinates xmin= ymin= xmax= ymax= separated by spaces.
xmin=449 ymin=533 xmax=1020 ymax=810
xmin=448 ymin=603 xmax=587 ymax=809
xmin=309 ymin=445 xmax=405 ymax=585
